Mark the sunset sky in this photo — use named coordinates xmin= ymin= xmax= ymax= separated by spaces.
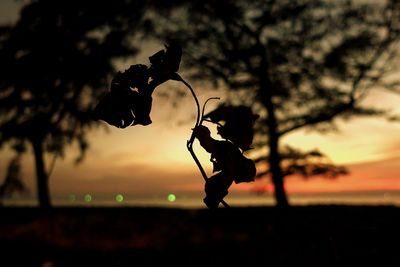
xmin=1 ymin=1 xmax=400 ymax=206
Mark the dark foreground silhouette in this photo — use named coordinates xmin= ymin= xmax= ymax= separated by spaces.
xmin=1 ymin=205 xmax=399 ymax=266
xmin=94 ymin=43 xmax=258 ymax=209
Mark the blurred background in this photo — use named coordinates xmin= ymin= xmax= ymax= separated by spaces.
xmin=1 ymin=0 xmax=400 ymax=208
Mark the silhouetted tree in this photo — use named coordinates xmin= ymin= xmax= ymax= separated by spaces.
xmin=0 ymin=0 xmax=150 ymax=208
xmin=151 ymin=0 xmax=400 ymax=207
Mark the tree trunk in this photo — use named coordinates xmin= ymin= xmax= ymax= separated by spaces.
xmin=255 ymin=39 xmax=289 ymax=207
xmin=264 ymin=100 xmax=289 ymax=207
xmin=259 ymin=81 xmax=289 ymax=207
xmin=31 ymin=138 xmax=51 ymax=208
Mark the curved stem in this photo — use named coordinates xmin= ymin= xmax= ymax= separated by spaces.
xmin=187 ymin=141 xmax=229 ymax=208
xmin=175 ymin=74 xmax=201 ymax=127
xmin=186 ymin=141 xmax=208 ymax=182
xmin=201 ymin=97 xmax=220 ymax=123
xmin=177 ymin=74 xmax=229 ymax=209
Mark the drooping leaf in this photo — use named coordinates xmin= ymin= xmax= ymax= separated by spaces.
xmin=94 ymin=43 xmax=183 ymax=128
xmin=235 ymin=157 xmax=257 ymax=183
xmin=122 ymin=64 xmax=150 ymax=91
xmin=210 ymin=140 xmax=256 ymax=184
xmin=149 ymin=41 xmax=182 ymax=84
xmin=93 ymin=88 xmax=153 ymax=128
xmin=204 ymin=105 xmax=259 ymax=151
xmin=192 ymin=125 xmax=215 ymax=153
xmin=193 ymin=125 xmax=256 ymax=184
xmin=203 ymin=172 xmax=231 ymax=209
xmin=93 ymin=64 xmax=152 ymax=128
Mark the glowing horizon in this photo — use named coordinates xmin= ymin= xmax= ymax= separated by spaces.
xmin=2 ymin=89 xmax=400 ymax=201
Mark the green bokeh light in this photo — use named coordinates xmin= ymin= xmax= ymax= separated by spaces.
xmin=167 ymin=193 xmax=176 ymax=202
xmin=115 ymin=194 xmax=124 ymax=202
xmin=68 ymin=194 xmax=76 ymax=202
xmin=84 ymin=194 xmax=92 ymax=202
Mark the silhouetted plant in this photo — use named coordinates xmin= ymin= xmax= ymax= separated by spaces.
xmin=94 ymin=43 xmax=258 ymax=208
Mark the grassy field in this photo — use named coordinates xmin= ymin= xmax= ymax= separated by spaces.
xmin=0 ymin=205 xmax=399 ymax=266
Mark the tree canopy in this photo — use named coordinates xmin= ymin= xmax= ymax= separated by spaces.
xmin=0 ymin=0 xmax=149 ymax=207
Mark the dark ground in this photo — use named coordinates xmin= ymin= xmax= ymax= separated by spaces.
xmin=0 ymin=205 xmax=399 ymax=267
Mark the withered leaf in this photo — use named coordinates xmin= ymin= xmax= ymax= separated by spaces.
xmin=210 ymin=140 xmax=256 ymax=184
xmin=93 ymin=64 xmax=152 ymax=128
xmin=94 ymin=42 xmax=183 ymax=129
xmin=149 ymin=41 xmax=182 ymax=84
xmin=204 ymin=105 xmax=259 ymax=151
xmin=203 ymin=172 xmax=231 ymax=209
xmin=93 ymin=89 xmax=152 ymax=128
xmin=192 ymin=125 xmax=214 ymax=153
xmin=193 ymin=125 xmax=256 ymax=184
xmin=122 ymin=64 xmax=149 ymax=91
